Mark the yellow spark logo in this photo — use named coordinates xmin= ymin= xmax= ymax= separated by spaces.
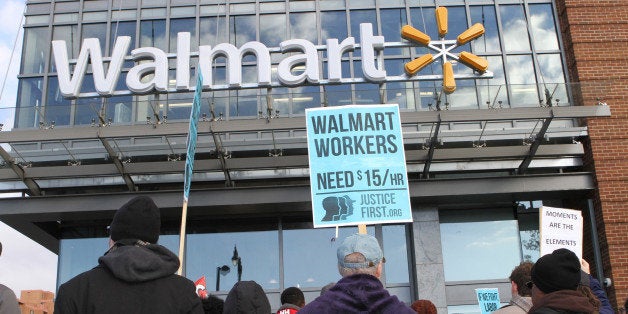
xmin=401 ymin=7 xmax=488 ymax=94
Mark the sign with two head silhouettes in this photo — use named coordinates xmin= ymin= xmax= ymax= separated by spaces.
xmin=306 ymin=104 xmax=412 ymax=228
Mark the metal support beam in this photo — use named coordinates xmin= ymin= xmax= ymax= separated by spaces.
xmin=0 ymin=106 xmax=611 ymax=144
xmin=0 ymin=146 xmax=41 ymax=196
xmin=209 ymin=124 xmax=233 ymax=187
xmin=517 ymin=111 xmax=554 ymax=174
xmin=422 ymin=116 xmax=442 ymax=179
xmin=99 ymin=138 xmax=136 ymax=191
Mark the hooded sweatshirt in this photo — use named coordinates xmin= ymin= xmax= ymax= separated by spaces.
xmin=54 ymin=241 xmax=203 ymax=314
xmin=299 ymin=274 xmax=415 ymax=314
xmin=528 ymin=290 xmax=596 ymax=314
xmin=223 ymin=281 xmax=271 ymax=314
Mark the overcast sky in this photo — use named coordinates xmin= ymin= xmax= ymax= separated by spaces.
xmin=0 ymin=0 xmax=59 ymax=295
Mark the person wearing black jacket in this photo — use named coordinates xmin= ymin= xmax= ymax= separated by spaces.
xmin=54 ymin=196 xmax=203 ymax=314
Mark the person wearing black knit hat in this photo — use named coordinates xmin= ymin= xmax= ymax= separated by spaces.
xmin=54 ymin=196 xmax=203 ymax=314
xmin=528 ymin=248 xmax=596 ymax=314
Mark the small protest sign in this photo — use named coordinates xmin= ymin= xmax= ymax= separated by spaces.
xmin=539 ymin=206 xmax=583 ymax=260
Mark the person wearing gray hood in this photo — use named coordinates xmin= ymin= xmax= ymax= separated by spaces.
xmin=54 ymin=196 xmax=203 ymax=314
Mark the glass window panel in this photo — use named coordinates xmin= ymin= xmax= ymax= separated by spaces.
xmin=353 ymin=61 xmax=381 ymax=104
xmin=171 ymin=6 xmax=196 ymax=17
xmin=113 ymin=0 xmax=137 ymax=9
xmin=283 ymin=226 xmax=374 ymax=288
xmin=387 ymin=81 xmax=415 ymax=110
xmin=170 ymin=18 xmax=196 ymax=53
xmin=45 ymin=76 xmax=71 ymax=126
xmin=82 ymin=23 xmax=107 ymax=53
xmin=446 ymin=62 xmax=478 ymax=109
xmin=418 ymin=81 xmax=441 ymax=110
xmin=53 ymin=13 xmax=78 ymax=23
xmin=25 ymin=15 xmax=50 ymax=25
xmin=506 ymin=55 xmax=538 ymax=107
xmin=350 ymin=9 xmax=377 ymax=43
xmin=230 ymin=3 xmax=255 ymax=14
xmin=440 ymin=209 xmax=521 ymax=281
xmin=27 ymin=3 xmax=51 ymax=14
xmin=378 ymin=0 xmax=404 ymax=8
xmin=200 ymin=5 xmax=227 ymax=16
xmin=271 ymin=87 xmax=290 ymax=115
xmin=57 ymin=237 xmax=109 ymax=289
xmin=291 ymin=85 xmax=321 ymax=115
xmin=260 ymin=2 xmax=285 ymax=13
xmin=187 ymin=230 xmax=279 ymax=291
xmin=50 ymin=25 xmax=79 ymax=73
xmin=380 ymin=9 xmax=407 ymax=43
xmin=410 ymin=7 xmax=438 ymax=40
xmin=110 ymin=21 xmax=137 ymax=54
xmin=320 ymin=0 xmax=345 ymax=11
xmin=230 ymin=15 xmax=256 ymax=46
xmin=200 ymin=17 xmax=229 ymax=46
xmin=537 ymin=54 xmax=567 ymax=106
xmin=83 ymin=11 xmax=108 ymax=22
xmin=290 ymin=1 xmax=315 ymax=12
xmin=83 ymin=0 xmax=108 ymax=11
xmin=166 ymin=92 xmax=194 ymax=121
xmin=142 ymin=0 xmax=166 ymax=7
xmin=55 ymin=1 xmax=79 ymax=12
xmin=16 ymin=78 xmax=44 ymax=129
xmin=518 ymin=210 xmax=540 ymax=263
xmin=477 ymin=55 xmax=508 ymax=108
xmin=111 ymin=10 xmax=137 ymax=20
xmin=230 ymin=89 xmax=260 ymax=118
xmin=290 ymin=13 xmax=317 ymax=43
xmin=75 ymin=74 xmax=102 ymax=125
xmin=529 ymin=4 xmax=559 ymax=51
xmin=141 ymin=8 xmax=167 ymax=19
xmin=322 ymin=61 xmax=352 ymax=106
xmin=470 ymin=6 xmax=500 ymax=53
xmin=105 ymin=73 xmax=132 ymax=124
xmin=321 ymin=11 xmax=347 ymax=43
xmin=382 ymin=225 xmax=410 ymax=284
xmin=140 ymin=20 xmax=167 ymax=50
xmin=448 ymin=7 xmax=470 ymax=53
xmin=260 ymin=14 xmax=287 ymax=46
xmin=385 ymin=59 xmax=414 ymax=109
xmin=500 ymin=5 xmax=531 ymax=52
xmin=107 ymin=95 xmax=133 ymax=124
xmin=21 ymin=27 xmax=49 ymax=74
xmin=348 ymin=0 xmax=374 ymax=9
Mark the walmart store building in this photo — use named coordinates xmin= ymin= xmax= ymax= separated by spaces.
xmin=1 ymin=0 xmax=626 ymax=312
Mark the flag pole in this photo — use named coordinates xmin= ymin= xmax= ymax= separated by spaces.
xmin=178 ymin=72 xmax=203 ymax=276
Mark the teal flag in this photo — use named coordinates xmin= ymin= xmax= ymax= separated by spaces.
xmin=183 ymin=72 xmax=203 ymax=202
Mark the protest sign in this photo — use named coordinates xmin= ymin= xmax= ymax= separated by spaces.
xmin=305 ymin=104 xmax=411 ymax=228
xmin=476 ymin=288 xmax=500 ymax=314
xmin=540 ymin=206 xmax=583 ymax=260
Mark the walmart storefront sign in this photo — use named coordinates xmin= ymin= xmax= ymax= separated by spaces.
xmin=52 ymin=23 xmax=491 ymax=98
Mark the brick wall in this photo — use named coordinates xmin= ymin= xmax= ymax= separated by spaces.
xmin=556 ymin=0 xmax=628 ymax=309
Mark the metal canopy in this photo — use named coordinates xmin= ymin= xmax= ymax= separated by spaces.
xmin=0 ymin=105 xmax=611 ymax=252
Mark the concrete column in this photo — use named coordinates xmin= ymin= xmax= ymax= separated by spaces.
xmin=412 ymin=206 xmax=447 ymax=314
